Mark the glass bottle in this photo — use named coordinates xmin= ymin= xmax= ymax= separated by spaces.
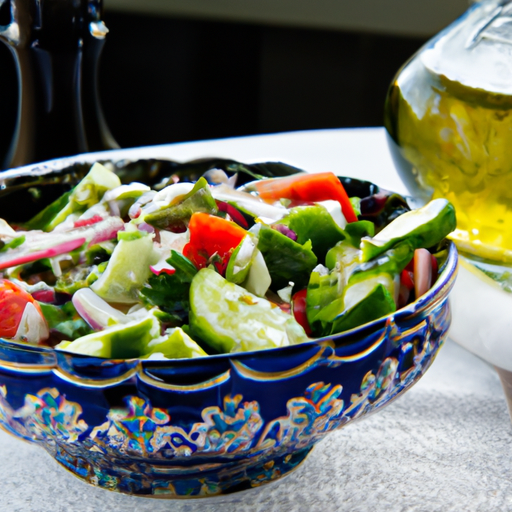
xmin=385 ymin=0 xmax=512 ymax=422
xmin=385 ymin=0 xmax=512 ymax=263
xmin=0 ymin=0 xmax=118 ymax=170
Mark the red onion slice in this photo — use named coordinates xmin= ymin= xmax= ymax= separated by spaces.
xmin=216 ymin=201 xmax=249 ymax=228
xmin=72 ymin=288 xmax=127 ymax=330
xmin=413 ymin=248 xmax=433 ymax=299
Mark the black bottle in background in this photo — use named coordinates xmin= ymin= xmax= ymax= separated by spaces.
xmin=0 ymin=0 xmax=118 ymax=170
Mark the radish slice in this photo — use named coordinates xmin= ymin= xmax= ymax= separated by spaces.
xmin=150 ymin=261 xmax=175 ymax=276
xmin=0 ymin=238 xmax=86 ymax=270
xmin=0 ymin=216 xmax=124 ymax=272
xmin=413 ymin=248 xmax=433 ymax=299
xmin=87 ymin=216 xmax=125 ymax=246
xmin=72 ymin=288 xmax=127 ymax=330
xmin=74 ymin=215 xmax=104 ymax=228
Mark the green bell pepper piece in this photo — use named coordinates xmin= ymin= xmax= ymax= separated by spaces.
xmin=144 ymin=177 xmax=218 ymax=231
xmin=91 ymin=228 xmax=158 ymax=303
xmin=344 ymin=220 xmax=375 ymax=247
xmin=275 ymin=205 xmax=346 ymax=262
xmin=256 ymin=224 xmax=317 ymax=290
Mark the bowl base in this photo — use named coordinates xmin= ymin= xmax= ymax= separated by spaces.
xmin=50 ymin=442 xmax=313 ymax=498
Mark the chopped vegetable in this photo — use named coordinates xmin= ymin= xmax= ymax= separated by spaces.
xmin=360 ymin=198 xmax=456 ymax=262
xmin=256 ymin=224 xmax=318 ymax=291
xmin=189 ymin=268 xmax=309 ymax=353
xmin=0 ymin=279 xmax=49 ymax=343
xmin=142 ymin=327 xmax=207 ymax=359
xmin=57 ymin=314 xmax=160 ymax=359
xmin=91 ymin=228 xmax=158 ymax=303
xmin=140 ymin=250 xmax=198 ymax=325
xmin=413 ymin=248 xmax=433 ymax=298
xmin=274 ymin=205 xmax=346 ymax=262
xmin=253 ymin=172 xmax=358 ymax=223
xmin=183 ymin=212 xmax=247 ymax=273
xmin=0 ymin=163 xmax=456 ymax=360
xmin=144 ymin=178 xmax=218 ymax=231
xmin=292 ymin=289 xmax=312 ymax=336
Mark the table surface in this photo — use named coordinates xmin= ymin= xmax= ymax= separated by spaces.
xmin=2 ymin=128 xmax=511 ymax=512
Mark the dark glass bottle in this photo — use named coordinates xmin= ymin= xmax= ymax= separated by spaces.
xmin=0 ymin=0 xmax=118 ymax=170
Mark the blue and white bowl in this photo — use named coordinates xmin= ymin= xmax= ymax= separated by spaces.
xmin=0 ymin=150 xmax=458 ymax=498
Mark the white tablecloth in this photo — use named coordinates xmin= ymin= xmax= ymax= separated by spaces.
xmin=2 ymin=128 xmax=510 ymax=512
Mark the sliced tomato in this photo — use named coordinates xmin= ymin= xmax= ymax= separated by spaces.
xmin=292 ymin=289 xmax=312 ymax=336
xmin=0 ymin=279 xmax=44 ymax=339
xmin=431 ymin=254 xmax=439 ymax=280
xmin=400 ymin=269 xmax=415 ymax=291
xmin=182 ymin=212 xmax=247 ymax=274
xmin=253 ymin=172 xmax=358 ymax=223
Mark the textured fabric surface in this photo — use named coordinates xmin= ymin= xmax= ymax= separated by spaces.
xmin=0 ymin=339 xmax=510 ymax=512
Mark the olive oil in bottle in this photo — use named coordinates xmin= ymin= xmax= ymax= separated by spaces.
xmin=385 ymin=0 xmax=512 ymax=263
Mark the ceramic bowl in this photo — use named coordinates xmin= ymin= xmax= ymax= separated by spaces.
xmin=0 ymin=151 xmax=458 ymax=498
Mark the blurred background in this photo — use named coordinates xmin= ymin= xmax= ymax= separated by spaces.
xmin=0 ymin=0 xmax=468 ymax=154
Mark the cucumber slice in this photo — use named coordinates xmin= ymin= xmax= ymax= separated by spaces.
xmin=311 ymin=273 xmax=396 ymax=336
xmin=325 ymin=240 xmax=361 ymax=271
xmin=142 ymin=327 xmax=207 ymax=359
xmin=330 ymin=282 xmax=396 ymax=334
xmin=189 ymin=268 xmax=308 ymax=353
xmin=350 ymin=242 xmax=414 ymax=284
xmin=91 ymin=229 xmax=158 ymax=303
xmin=306 ymin=269 xmax=341 ymax=331
xmin=56 ymin=314 xmax=160 ymax=359
xmin=360 ymin=198 xmax=456 ymax=261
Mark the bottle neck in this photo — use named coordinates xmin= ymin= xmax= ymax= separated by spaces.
xmin=0 ymin=0 xmax=118 ymax=170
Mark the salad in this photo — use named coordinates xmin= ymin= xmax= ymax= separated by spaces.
xmin=0 ymin=163 xmax=456 ymax=359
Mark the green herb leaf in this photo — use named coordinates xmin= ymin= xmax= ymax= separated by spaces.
xmin=39 ymin=301 xmax=93 ymax=340
xmin=0 ymin=235 xmax=26 ymax=253
xmin=140 ymin=251 xmax=198 ymax=325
